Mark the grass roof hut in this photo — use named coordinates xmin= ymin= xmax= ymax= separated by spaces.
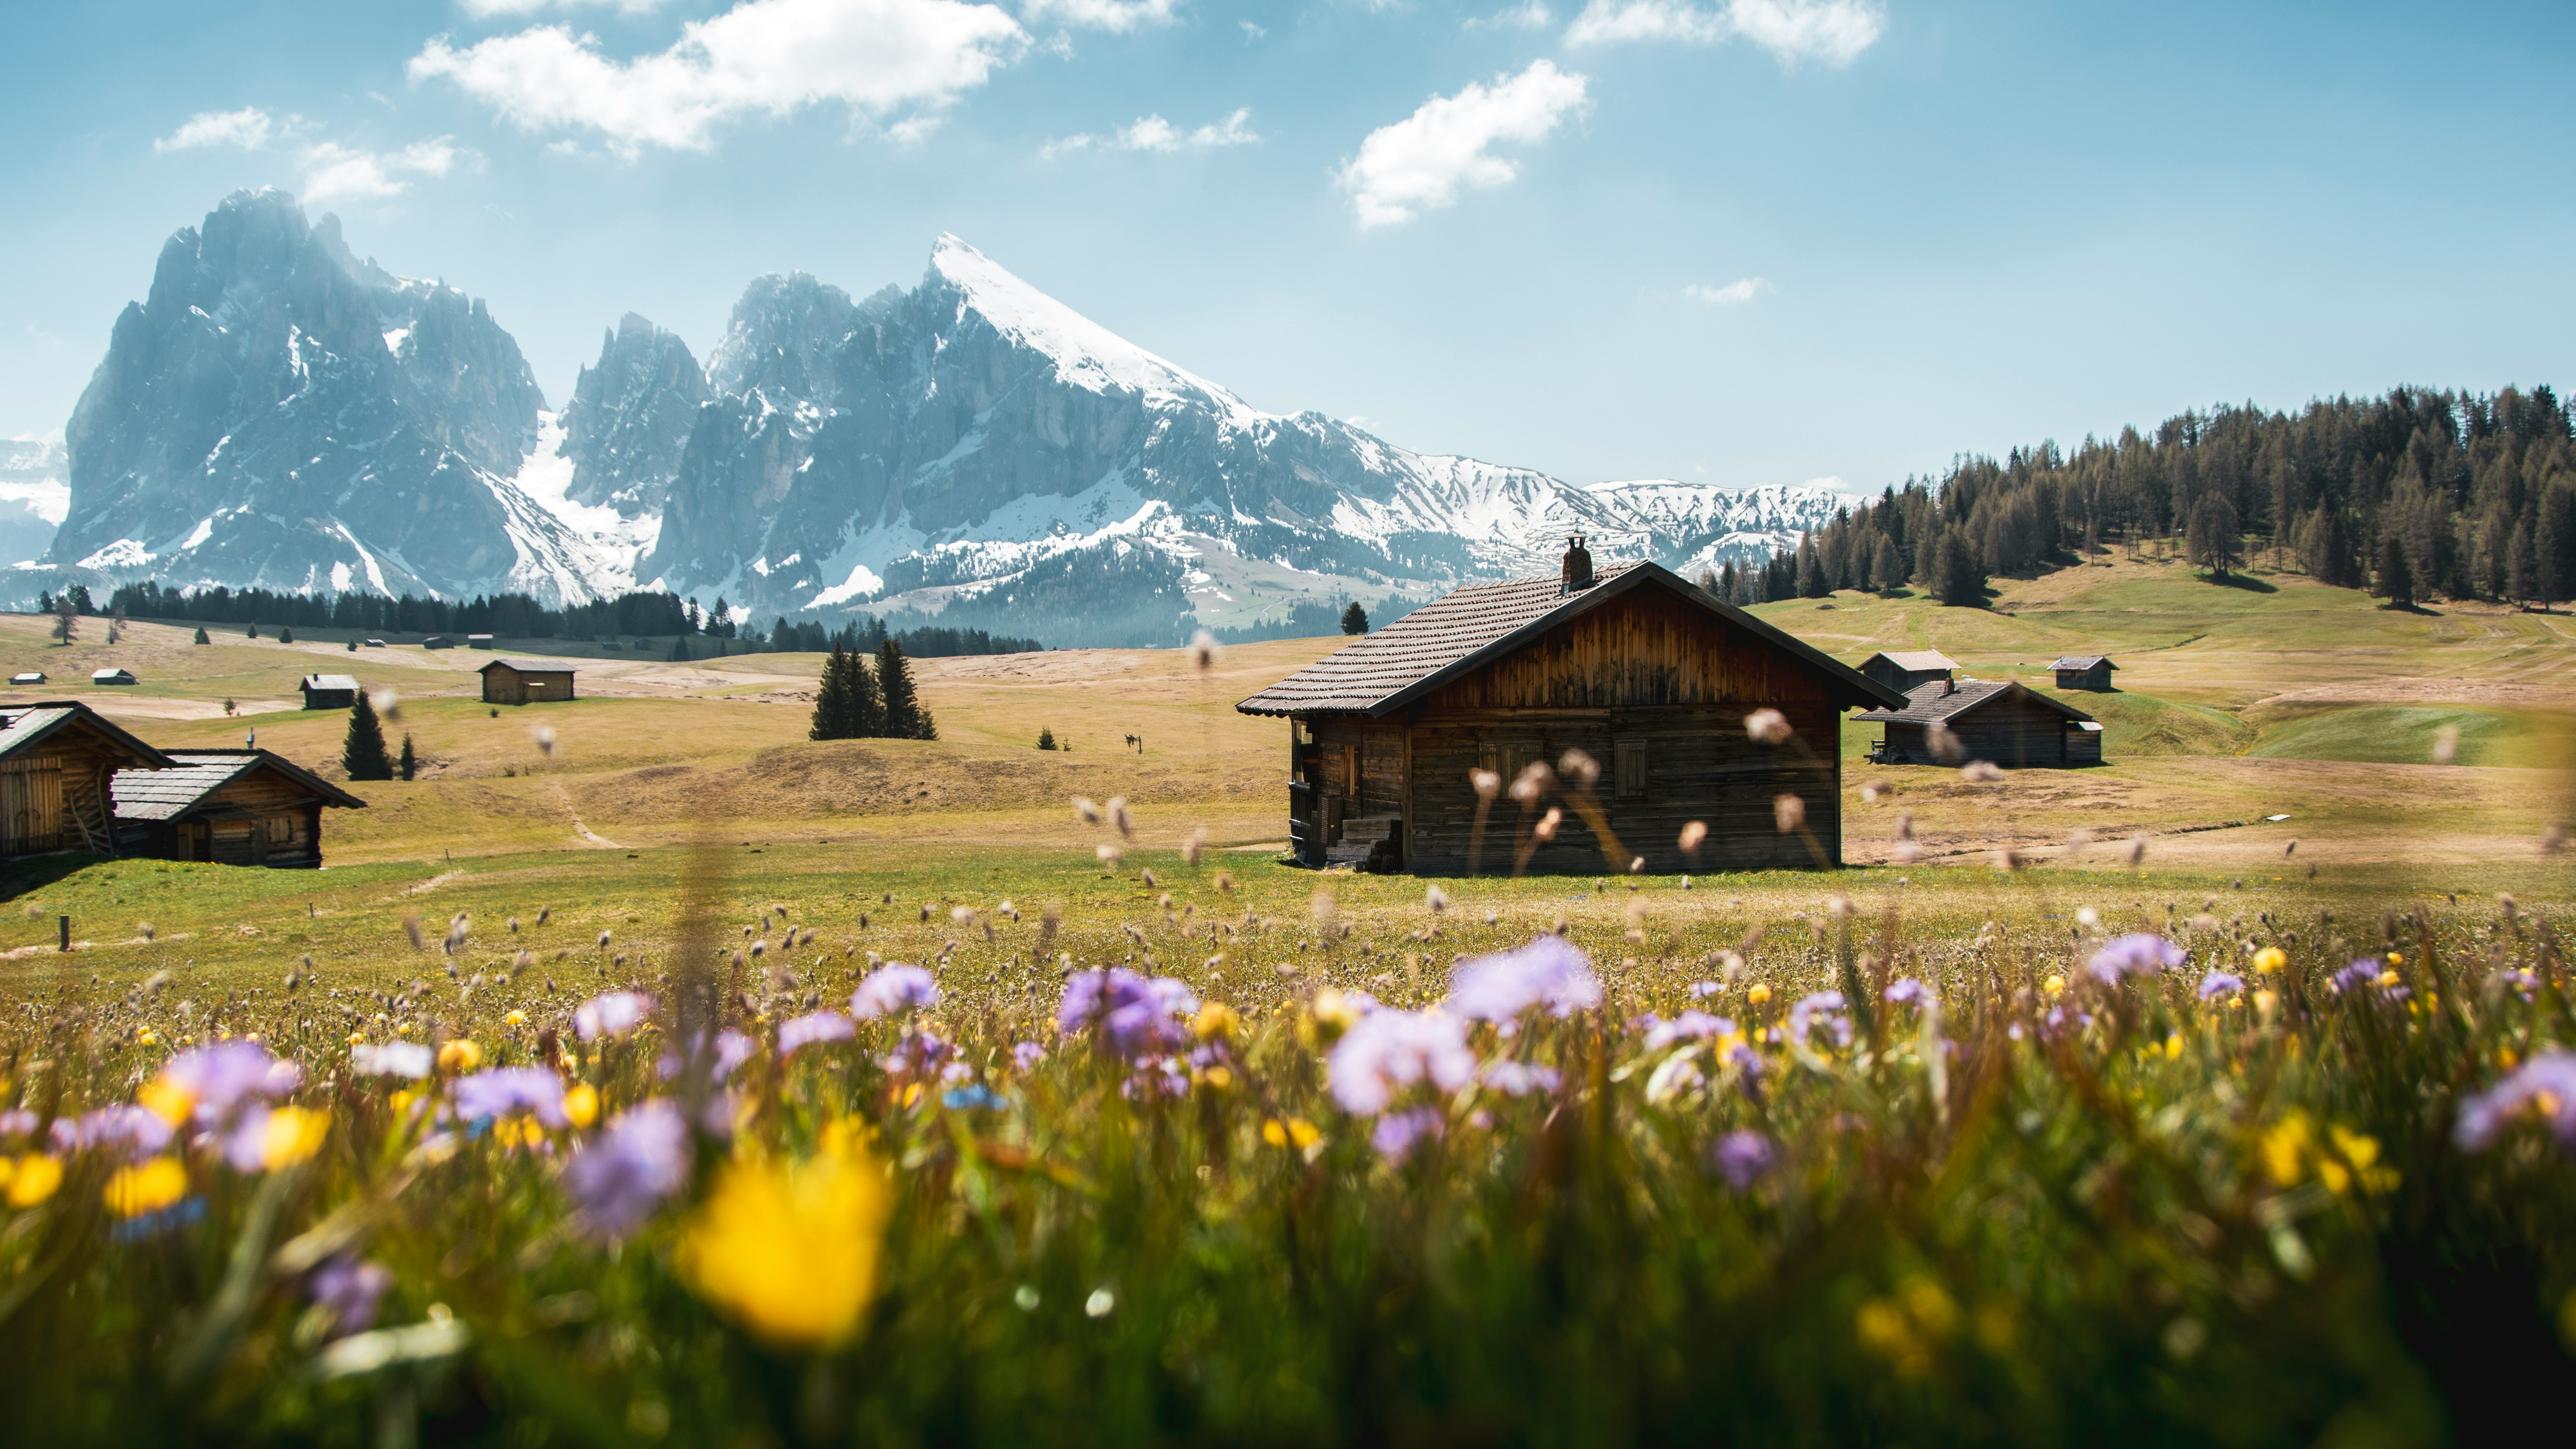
xmin=1237 ymin=541 xmax=1904 ymax=874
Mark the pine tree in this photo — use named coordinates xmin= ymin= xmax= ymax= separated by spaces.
xmin=668 ymin=636 xmax=691 ymax=663
xmin=1340 ymin=601 xmax=1369 ymax=635
xmin=848 ymin=646 xmax=886 ymax=737
xmin=2375 ymin=532 xmax=2414 ymax=608
xmin=194 ymin=626 xmax=210 ymax=644
xmin=342 ymin=693 xmax=394 ymax=781
xmin=52 ymin=593 xmax=77 ymax=645
xmin=246 ymin=622 xmax=258 ymax=639
xmin=1795 ymin=532 xmax=1828 ymax=597
xmin=1933 ymin=527 xmax=1986 ymax=607
xmin=1871 ymin=536 xmax=1902 ymax=594
xmin=878 ymin=639 xmax=933 ymax=740
xmin=279 ymin=626 xmax=294 ymax=644
xmin=2187 ymin=493 xmax=2242 ymax=579
xmin=810 ymin=645 xmax=852 ymax=740
xmin=1037 ymin=726 xmax=1057 ymax=750
xmin=2506 ymin=522 xmax=2536 ymax=604
xmin=398 ymin=734 xmax=417 ymax=782
xmin=2541 ymin=484 xmax=2576 ymax=608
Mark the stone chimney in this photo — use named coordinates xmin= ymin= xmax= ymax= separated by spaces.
xmin=1560 ymin=535 xmax=1594 ymax=593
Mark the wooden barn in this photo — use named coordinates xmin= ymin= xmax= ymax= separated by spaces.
xmin=1858 ymin=650 xmax=1959 ymax=695
xmin=300 ymin=673 xmax=361 ymax=710
xmin=0 ymin=701 xmax=173 ymax=859
xmin=111 ymin=749 xmax=365 ymax=868
xmin=1236 ymin=544 xmax=1907 ymax=874
xmin=2051 ymin=655 xmax=2118 ymax=691
xmin=1857 ymin=678 xmax=2102 ymax=767
xmin=480 ymin=659 xmax=577 ymax=705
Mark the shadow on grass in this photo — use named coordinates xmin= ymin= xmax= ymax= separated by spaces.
xmin=2206 ymin=572 xmax=2280 ymax=593
xmin=0 ymin=853 xmax=110 ymax=903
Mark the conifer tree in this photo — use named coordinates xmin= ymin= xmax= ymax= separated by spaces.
xmin=878 ymin=639 xmax=933 ymax=740
xmin=342 ymin=693 xmax=394 ymax=781
xmin=398 ymin=734 xmax=417 ymax=782
xmin=1037 ymin=726 xmax=1057 ymax=750
xmin=1871 ymin=536 xmax=1902 ymax=593
xmin=2507 ymin=522 xmax=2536 ymax=604
xmin=1340 ymin=601 xmax=1369 ymax=635
xmin=810 ymin=645 xmax=853 ymax=740
xmin=2376 ymin=533 xmax=2414 ymax=608
xmin=194 ymin=626 xmax=210 ymax=644
xmin=848 ymin=646 xmax=886 ymax=737
xmin=52 ymin=593 xmax=76 ymax=645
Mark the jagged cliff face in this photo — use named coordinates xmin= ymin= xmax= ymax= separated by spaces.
xmin=52 ymin=190 xmax=606 ymax=602
xmin=635 ymin=238 xmax=1850 ymax=640
xmin=561 ymin=314 xmax=707 ymax=512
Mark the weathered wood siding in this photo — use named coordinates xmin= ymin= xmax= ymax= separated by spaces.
xmin=482 ymin=666 xmax=577 ymax=706
xmin=4 ymin=735 xmax=131 ymax=856
xmin=1951 ymin=695 xmax=2071 ymax=768
xmin=1425 ymin=588 xmax=1837 ymax=712
xmin=2054 ymin=663 xmax=2114 ymax=691
xmin=0 ymin=757 xmax=63 ymax=854
xmin=1401 ymin=702 xmax=1841 ymax=875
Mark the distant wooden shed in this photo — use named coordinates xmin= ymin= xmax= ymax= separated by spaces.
xmin=1858 ymin=650 xmax=1958 ymax=695
xmin=11 ymin=672 xmax=46 ymax=687
xmin=422 ymin=635 xmax=456 ymax=651
xmin=300 ymin=674 xmax=361 ymax=710
xmin=2051 ymin=655 xmax=2118 ymax=691
xmin=0 ymin=700 xmax=172 ymax=858
xmin=1857 ymin=678 xmax=2102 ymax=768
xmin=90 ymin=668 xmax=137 ymax=687
xmin=467 ymin=634 xmax=495 ymax=649
xmin=112 ymin=749 xmax=365 ymax=868
xmin=480 ymin=658 xmax=577 ymax=705
xmin=1237 ymin=543 xmax=1906 ymax=874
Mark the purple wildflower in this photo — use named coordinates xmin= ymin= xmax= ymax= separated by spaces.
xmin=161 ymin=1041 xmax=300 ymax=1116
xmin=778 ymin=1011 xmax=856 ymax=1057
xmin=1447 ymin=936 xmax=1602 ymax=1021
xmin=563 ymin=1100 xmax=690 ymax=1236
xmin=1644 ymin=1010 xmax=1734 ymax=1051
xmin=2087 ymin=933 xmax=2185 ymax=984
xmin=2196 ymin=970 xmax=2245 ymax=1000
xmin=660 ymin=1029 xmax=755 ymax=1083
xmin=850 ymin=964 xmax=940 ymax=1020
xmin=1711 ymin=1130 xmax=1780 ymax=1191
xmin=879 ymin=1028 xmax=954 ymax=1079
xmin=306 ymin=1256 xmax=393 ymax=1338
xmin=1012 ymin=1041 xmax=1047 ymax=1072
xmin=2330 ymin=959 xmax=2382 ymax=994
xmin=1884 ymin=977 xmax=1928 ymax=1005
xmin=1481 ymin=1060 xmax=1561 ymax=1096
xmin=453 ymin=1067 xmax=568 ymax=1127
xmin=1371 ymin=1107 xmax=1446 ymax=1163
xmin=573 ymin=991 xmax=652 ymax=1042
xmin=1688 ymin=980 xmax=1722 ymax=999
xmin=1327 ymin=1008 xmax=1475 ymax=1115
xmin=1786 ymin=992 xmax=1853 ymax=1049
xmin=52 ymin=1105 xmax=173 ymax=1159
xmin=1056 ymin=969 xmax=1196 ymax=1059
xmin=2455 ymin=1049 xmax=2576 ymax=1152
xmin=349 ymin=1042 xmax=432 ymax=1079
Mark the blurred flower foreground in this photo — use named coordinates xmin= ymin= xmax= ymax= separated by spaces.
xmin=2 ymin=908 xmax=2574 ymax=1446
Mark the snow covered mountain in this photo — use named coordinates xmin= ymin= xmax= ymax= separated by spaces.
xmin=48 ymin=190 xmax=608 ymax=603
xmin=44 ymin=198 xmax=1853 ymax=639
xmin=0 ymin=436 xmax=67 ymax=567
xmin=623 ymin=235 xmax=1853 ymax=643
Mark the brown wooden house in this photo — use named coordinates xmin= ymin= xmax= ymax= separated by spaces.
xmin=480 ymin=659 xmax=577 ymax=705
xmin=1856 ymin=678 xmax=2102 ymax=767
xmin=300 ymin=673 xmax=361 ymax=710
xmin=111 ymin=749 xmax=365 ymax=868
xmin=1236 ymin=545 xmax=1906 ymax=874
xmin=2050 ymin=655 xmax=2118 ymax=691
xmin=0 ymin=701 xmax=174 ymax=859
xmin=1858 ymin=650 xmax=1958 ymax=695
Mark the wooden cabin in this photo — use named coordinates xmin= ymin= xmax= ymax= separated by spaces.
xmin=422 ymin=635 xmax=457 ymax=651
xmin=467 ymin=634 xmax=494 ymax=649
xmin=1856 ymin=678 xmax=2102 ymax=767
xmin=1858 ymin=650 xmax=1958 ymax=695
xmin=112 ymin=749 xmax=365 ymax=868
xmin=299 ymin=673 xmax=360 ymax=710
xmin=90 ymin=668 xmax=137 ymax=687
xmin=0 ymin=701 xmax=173 ymax=858
xmin=11 ymin=672 xmax=46 ymax=687
xmin=2051 ymin=655 xmax=2118 ymax=691
xmin=1236 ymin=544 xmax=1907 ymax=874
xmin=480 ymin=659 xmax=577 ymax=705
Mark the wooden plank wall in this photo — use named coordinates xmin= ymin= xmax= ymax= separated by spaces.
xmin=1427 ymin=589 xmax=1836 ymax=712
xmin=1402 ymin=700 xmax=1843 ymax=875
xmin=0 ymin=757 xmax=62 ymax=854
xmin=1952 ymin=696 xmax=2071 ymax=767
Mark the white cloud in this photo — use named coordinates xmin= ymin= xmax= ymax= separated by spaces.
xmin=1335 ymin=59 xmax=1589 ymax=229
xmin=301 ymin=139 xmax=474 ymax=203
xmin=460 ymin=0 xmax=674 ymax=14
xmin=1565 ymin=0 xmax=1882 ymax=66
xmin=409 ymin=0 xmax=1029 ymax=155
xmin=1043 ymin=106 xmax=1257 ymax=159
xmin=1684 ymin=277 xmax=1766 ymax=305
xmin=151 ymin=106 xmax=473 ymax=204
xmin=1239 ymin=19 xmax=1266 ymax=40
xmin=1018 ymin=0 xmax=1179 ymax=31
xmin=1463 ymin=1 xmax=1553 ymax=31
xmin=156 ymin=107 xmax=277 ymax=153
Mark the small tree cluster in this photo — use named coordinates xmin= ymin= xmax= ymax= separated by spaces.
xmin=810 ymin=640 xmax=936 ymax=740
xmin=342 ymin=694 xmax=394 ymax=781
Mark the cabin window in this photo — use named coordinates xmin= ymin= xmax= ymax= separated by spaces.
xmin=1614 ymin=740 xmax=1649 ymax=799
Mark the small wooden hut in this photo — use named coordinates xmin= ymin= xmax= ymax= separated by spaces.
xmin=1856 ymin=678 xmax=2101 ymax=767
xmin=90 ymin=668 xmax=138 ymax=687
xmin=1858 ymin=650 xmax=1958 ymax=695
xmin=112 ymin=749 xmax=365 ymax=868
xmin=1237 ymin=543 xmax=1905 ymax=874
xmin=2051 ymin=655 xmax=2118 ymax=690
xmin=479 ymin=659 xmax=577 ymax=705
xmin=0 ymin=701 xmax=172 ymax=858
xmin=299 ymin=674 xmax=361 ymax=710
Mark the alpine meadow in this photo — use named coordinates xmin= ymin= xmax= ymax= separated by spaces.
xmin=3 ymin=1 xmax=2574 ymax=1445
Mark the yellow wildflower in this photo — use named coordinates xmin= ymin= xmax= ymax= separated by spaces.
xmin=1198 ymin=1065 xmax=1235 ymax=1091
xmin=2164 ymin=1033 xmax=2184 ymax=1060
xmin=260 ymin=1106 xmax=329 ymax=1169
xmin=437 ymin=1039 xmax=483 ymax=1074
xmin=563 ymin=1082 xmax=601 ymax=1130
xmin=2260 ymin=1112 xmax=2312 ymax=1188
xmin=680 ymin=1146 xmax=894 ymax=1347
xmin=2387 ymin=952 xmax=2403 ymax=965
xmin=2043 ymin=974 xmax=2064 ymax=998
xmin=1262 ymin=1118 xmax=1288 ymax=1147
xmin=496 ymin=1117 xmax=548 ymax=1151
xmin=1287 ymin=1117 xmax=1321 ymax=1149
xmin=1192 ymin=1002 xmax=1241 ymax=1042
xmin=2252 ymin=946 xmax=2286 ymax=973
xmin=504 ymin=1010 xmax=528 ymax=1027
xmin=104 ymin=1157 xmax=188 ymax=1217
xmin=5 ymin=1154 xmax=64 ymax=1207
xmin=137 ymin=1028 xmax=157 ymax=1046
xmin=346 ymin=1032 xmax=366 ymax=1046
xmin=138 ymin=1075 xmax=197 ymax=1128
xmin=1745 ymin=984 xmax=1773 ymax=1007
xmin=2378 ymin=970 xmax=2400 ymax=989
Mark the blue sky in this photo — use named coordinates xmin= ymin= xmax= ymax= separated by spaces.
xmin=3 ymin=0 xmax=2571 ymax=491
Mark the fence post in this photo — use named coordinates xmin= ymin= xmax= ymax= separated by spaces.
xmin=58 ymin=914 xmax=70 ymax=952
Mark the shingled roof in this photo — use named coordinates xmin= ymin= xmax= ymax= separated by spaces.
xmin=479 ymin=658 xmax=577 ymax=674
xmin=1237 ymin=560 xmax=1906 ymax=717
xmin=1853 ymin=678 xmax=2095 ymax=725
xmin=0 ymin=701 xmax=171 ymax=768
xmin=2050 ymin=655 xmax=2116 ymax=671
xmin=111 ymin=750 xmax=367 ymax=821
xmin=1865 ymin=650 xmax=1958 ymax=673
